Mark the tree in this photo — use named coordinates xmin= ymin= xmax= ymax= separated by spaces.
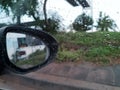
xmin=48 ymin=14 xmax=61 ymax=33
xmin=96 ymin=12 xmax=117 ymax=31
xmin=0 ymin=0 xmax=62 ymax=33
xmin=42 ymin=0 xmax=62 ymax=33
xmin=39 ymin=11 xmax=62 ymax=33
xmin=0 ymin=0 xmax=39 ymax=24
xmin=72 ymin=13 xmax=93 ymax=32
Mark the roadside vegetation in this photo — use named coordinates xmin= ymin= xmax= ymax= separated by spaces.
xmin=53 ymin=11 xmax=119 ymax=66
xmin=54 ymin=32 xmax=120 ymax=65
xmin=1 ymin=0 xmax=120 ymax=66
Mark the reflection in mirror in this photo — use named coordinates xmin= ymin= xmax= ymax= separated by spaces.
xmin=6 ymin=32 xmax=49 ymax=69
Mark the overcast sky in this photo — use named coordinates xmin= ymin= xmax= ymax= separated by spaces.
xmin=47 ymin=0 xmax=120 ymax=31
xmin=0 ymin=0 xmax=120 ymax=31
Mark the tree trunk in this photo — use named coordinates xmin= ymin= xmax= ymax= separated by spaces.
xmin=43 ymin=0 xmax=48 ymax=31
xmin=16 ymin=15 xmax=21 ymax=24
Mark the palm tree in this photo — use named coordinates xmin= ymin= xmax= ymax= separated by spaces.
xmin=96 ymin=12 xmax=117 ymax=31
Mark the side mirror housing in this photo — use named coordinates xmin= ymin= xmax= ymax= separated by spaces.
xmin=0 ymin=26 xmax=58 ymax=74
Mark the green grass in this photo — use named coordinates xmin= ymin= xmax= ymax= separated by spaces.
xmin=54 ymin=31 xmax=120 ymax=65
xmin=14 ymin=50 xmax=46 ymax=68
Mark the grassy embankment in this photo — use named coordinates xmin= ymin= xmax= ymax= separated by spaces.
xmin=54 ymin=32 xmax=120 ymax=65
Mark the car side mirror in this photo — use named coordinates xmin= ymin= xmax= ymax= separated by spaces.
xmin=0 ymin=26 xmax=58 ymax=74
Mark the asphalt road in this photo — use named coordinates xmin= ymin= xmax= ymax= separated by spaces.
xmin=1 ymin=62 xmax=120 ymax=90
xmin=37 ymin=62 xmax=120 ymax=87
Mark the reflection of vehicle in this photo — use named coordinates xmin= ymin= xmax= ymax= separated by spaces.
xmin=16 ymin=45 xmax=45 ymax=60
xmin=6 ymin=33 xmax=46 ymax=61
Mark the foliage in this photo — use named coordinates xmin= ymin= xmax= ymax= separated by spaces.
xmin=0 ymin=0 xmax=39 ymax=23
xmin=96 ymin=12 xmax=117 ymax=31
xmin=0 ymin=0 xmax=13 ymax=14
xmin=0 ymin=23 xmax=7 ymax=28
xmin=57 ymin=50 xmax=82 ymax=62
xmin=0 ymin=0 xmax=62 ymax=33
xmin=43 ymin=12 xmax=62 ymax=33
xmin=55 ymin=32 xmax=120 ymax=65
xmin=13 ymin=50 xmax=46 ymax=66
xmin=72 ymin=13 xmax=93 ymax=32
xmin=46 ymin=18 xmax=60 ymax=33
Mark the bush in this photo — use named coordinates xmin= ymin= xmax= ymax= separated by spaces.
xmin=55 ymin=32 xmax=120 ymax=65
xmin=72 ymin=13 xmax=93 ymax=32
xmin=56 ymin=50 xmax=82 ymax=62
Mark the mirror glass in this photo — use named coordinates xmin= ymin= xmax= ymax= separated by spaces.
xmin=6 ymin=32 xmax=49 ymax=69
